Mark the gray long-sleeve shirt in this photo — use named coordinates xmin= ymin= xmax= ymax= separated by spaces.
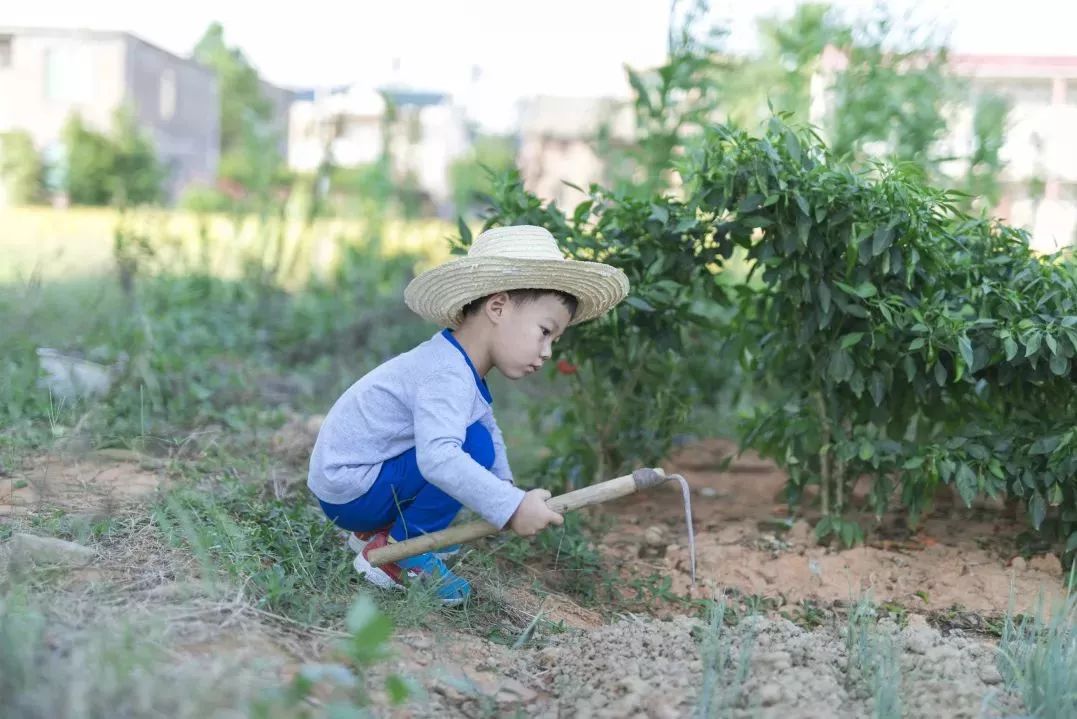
xmin=307 ymin=330 xmax=525 ymax=529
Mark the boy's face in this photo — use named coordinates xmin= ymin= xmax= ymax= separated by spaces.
xmin=489 ymin=293 xmax=572 ymax=379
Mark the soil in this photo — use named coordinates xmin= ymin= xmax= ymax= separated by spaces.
xmin=4 ymin=436 xmax=1071 ymax=718
xmin=605 ymin=438 xmax=1069 ymax=617
xmin=0 ymin=448 xmax=164 ymax=517
xmin=384 ymin=612 xmax=1023 ymax=719
xmin=373 ymin=437 xmax=1065 ymax=718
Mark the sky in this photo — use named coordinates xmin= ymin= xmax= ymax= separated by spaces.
xmin=4 ymin=0 xmax=1075 ymax=131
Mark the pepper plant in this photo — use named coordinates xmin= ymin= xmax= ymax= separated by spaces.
xmin=475 ymin=116 xmax=1076 ymax=555
xmin=689 ymin=118 xmax=1077 ymax=548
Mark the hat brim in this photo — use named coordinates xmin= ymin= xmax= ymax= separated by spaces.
xmin=404 ymin=256 xmax=630 ymax=329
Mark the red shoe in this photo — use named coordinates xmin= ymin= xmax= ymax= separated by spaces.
xmin=352 ymin=531 xmax=471 ymax=605
xmin=352 ymin=530 xmax=415 ymax=591
xmin=345 ymin=526 xmax=391 ymax=553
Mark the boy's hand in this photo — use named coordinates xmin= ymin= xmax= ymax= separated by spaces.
xmin=508 ymin=489 xmax=564 ymax=537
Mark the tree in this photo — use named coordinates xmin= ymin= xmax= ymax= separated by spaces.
xmin=0 ymin=130 xmax=43 ymax=204
xmin=192 ymin=22 xmax=284 ymax=194
xmin=192 ymin=22 xmax=272 ymax=157
xmin=448 ymin=134 xmax=516 ymax=216
xmin=109 ymin=107 xmax=164 ymax=205
xmin=62 ymin=114 xmax=116 ymax=205
xmin=60 ymin=110 xmax=163 ymax=206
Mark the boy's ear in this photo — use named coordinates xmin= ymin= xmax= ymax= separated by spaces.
xmin=485 ymin=292 xmax=510 ymax=324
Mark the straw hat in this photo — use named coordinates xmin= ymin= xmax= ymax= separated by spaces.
xmin=404 ymin=225 xmax=630 ymax=329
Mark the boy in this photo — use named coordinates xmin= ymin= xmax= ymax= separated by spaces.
xmin=307 ymin=225 xmax=629 ymax=604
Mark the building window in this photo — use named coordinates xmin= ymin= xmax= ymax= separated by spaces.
xmin=0 ymin=35 xmax=12 ymax=68
xmin=159 ymin=68 xmax=177 ymax=120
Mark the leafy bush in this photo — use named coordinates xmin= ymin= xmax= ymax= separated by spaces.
xmin=480 ymin=115 xmax=1077 ymax=553
xmin=61 ymin=110 xmax=163 ymax=207
xmin=0 ymin=130 xmax=43 ymax=204
xmin=690 ymin=118 xmax=1077 ymax=547
xmin=468 ymin=173 xmax=732 ymax=490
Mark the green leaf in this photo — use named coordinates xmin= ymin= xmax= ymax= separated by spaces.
xmin=1004 ymin=336 xmax=1019 ymax=361
xmin=1065 ymin=531 xmax=1077 ymax=554
xmin=1029 ymin=436 xmax=1061 ymax=455
xmin=785 ymin=131 xmax=803 ymax=164
xmin=385 ymin=675 xmax=411 ymax=704
xmin=737 ymin=193 xmax=764 ymax=212
xmin=849 ymin=370 xmax=865 ymax=397
xmin=934 ymin=361 xmax=947 ymax=386
xmin=1050 ymin=354 xmax=1069 ymax=376
xmin=958 ymin=335 xmax=974 ymax=370
xmin=345 ymin=596 xmax=394 ymax=662
xmin=839 ymin=519 xmax=861 ymax=548
xmin=841 ymin=332 xmax=865 ymax=349
xmin=1029 ymin=493 xmax=1047 ymax=530
xmin=955 ymin=463 xmax=977 ymax=507
xmin=1045 ymin=334 xmax=1058 ymax=355
xmin=869 ymin=373 xmax=885 ymax=406
xmin=908 ymin=338 xmax=926 ymax=351
xmin=903 ymin=456 xmax=925 ymax=470
xmin=794 ymin=192 xmax=810 ymax=217
xmin=1024 ymin=332 xmax=1042 ymax=357
xmin=1049 ymin=483 xmax=1063 ymax=506
xmin=454 ymin=216 xmax=471 ymax=247
xmin=858 ymin=441 xmax=875 ymax=461
xmin=625 ymin=296 xmax=655 ymax=312
xmin=834 ymin=281 xmax=857 ymax=296
xmin=854 ymin=282 xmax=877 ymax=299
xmin=817 ymin=282 xmax=832 ymax=314
xmin=871 ymin=227 xmax=893 ymax=257
xmin=827 ymin=349 xmax=855 ymax=383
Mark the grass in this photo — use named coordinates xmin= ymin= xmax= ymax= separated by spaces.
xmin=0 ymin=578 xmax=409 ymax=719
xmin=844 ymin=593 xmax=903 ymax=719
xmin=694 ymin=598 xmax=758 ymax=718
xmin=0 ymin=584 xmax=265 ymax=718
xmin=996 ymin=572 xmax=1077 ymax=719
xmin=0 ymin=206 xmax=454 ymax=285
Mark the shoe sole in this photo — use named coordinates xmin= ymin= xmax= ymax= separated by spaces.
xmin=352 ymin=552 xmax=405 ymax=592
xmin=351 ymin=550 xmax=466 ymax=607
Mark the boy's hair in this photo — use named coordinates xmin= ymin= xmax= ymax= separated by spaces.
xmin=460 ymin=288 xmax=578 ymax=321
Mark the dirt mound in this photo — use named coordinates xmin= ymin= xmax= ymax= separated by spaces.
xmin=604 ymin=438 xmax=1070 ymax=617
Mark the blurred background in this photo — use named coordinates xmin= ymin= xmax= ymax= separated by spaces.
xmin=2 ymin=0 xmax=1076 ymax=249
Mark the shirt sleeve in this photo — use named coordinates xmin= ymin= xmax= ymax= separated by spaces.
xmin=413 ymin=371 xmax=525 ymax=529
xmin=486 ymin=414 xmax=515 ymax=485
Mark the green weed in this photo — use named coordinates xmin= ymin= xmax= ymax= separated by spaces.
xmin=997 ymin=573 xmax=1077 ymax=719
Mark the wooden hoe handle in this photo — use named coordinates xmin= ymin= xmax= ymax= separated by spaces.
xmin=365 ymin=467 xmax=668 ymax=566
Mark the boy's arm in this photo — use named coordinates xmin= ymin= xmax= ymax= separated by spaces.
xmin=487 ymin=416 xmax=514 ymax=485
xmin=414 ymin=372 xmax=526 ymax=529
